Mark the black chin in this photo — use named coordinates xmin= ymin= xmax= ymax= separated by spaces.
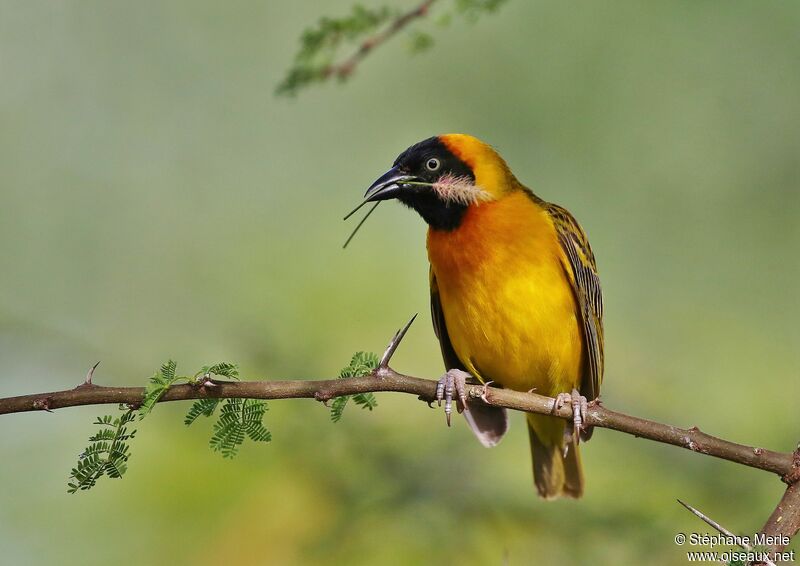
xmin=398 ymin=192 xmax=467 ymax=231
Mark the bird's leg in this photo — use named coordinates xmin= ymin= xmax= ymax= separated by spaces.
xmin=555 ymin=389 xmax=589 ymax=445
xmin=435 ymin=369 xmax=470 ymax=426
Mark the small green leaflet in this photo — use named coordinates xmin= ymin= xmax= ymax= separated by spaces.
xmin=184 ymin=398 xmax=221 ymax=426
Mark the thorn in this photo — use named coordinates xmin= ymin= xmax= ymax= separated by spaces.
xmin=676 ymin=499 xmax=772 ymax=563
xmin=376 ymin=314 xmax=417 ymax=376
xmin=677 ymin=499 xmax=729 ymax=535
xmin=86 ymin=361 xmax=100 ymax=384
xmin=77 ymin=361 xmax=100 ymax=388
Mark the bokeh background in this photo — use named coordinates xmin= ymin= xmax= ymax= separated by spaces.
xmin=1 ymin=1 xmax=799 ymax=564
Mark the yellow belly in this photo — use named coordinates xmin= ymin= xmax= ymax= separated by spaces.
xmin=427 ymin=191 xmax=584 ymax=396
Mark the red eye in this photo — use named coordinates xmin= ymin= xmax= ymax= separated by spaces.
xmin=426 ymin=158 xmax=441 ymax=171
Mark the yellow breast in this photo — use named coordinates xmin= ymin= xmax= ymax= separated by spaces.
xmin=427 ymin=191 xmax=584 ymax=395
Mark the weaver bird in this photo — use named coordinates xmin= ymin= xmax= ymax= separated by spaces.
xmin=359 ymin=134 xmax=604 ymax=498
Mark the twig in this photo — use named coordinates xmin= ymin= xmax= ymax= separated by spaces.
xmin=324 ymin=0 xmax=438 ymax=80
xmin=1 ymin=318 xmax=798 ymax=553
xmin=0 ymin=370 xmax=794 ymax=480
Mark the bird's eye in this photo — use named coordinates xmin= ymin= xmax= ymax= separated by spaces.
xmin=425 ymin=158 xmax=441 ymax=171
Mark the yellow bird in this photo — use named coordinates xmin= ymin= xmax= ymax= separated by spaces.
xmin=362 ymin=134 xmax=604 ymax=498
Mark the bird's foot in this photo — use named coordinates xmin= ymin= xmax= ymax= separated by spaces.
xmin=435 ymin=369 xmax=470 ymax=427
xmin=555 ymin=389 xmax=588 ymax=445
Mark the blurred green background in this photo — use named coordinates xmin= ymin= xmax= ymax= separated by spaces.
xmin=1 ymin=1 xmax=798 ymax=564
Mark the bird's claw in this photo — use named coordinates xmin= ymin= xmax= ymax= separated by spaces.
xmin=76 ymin=361 xmax=100 ymax=389
xmin=480 ymin=381 xmax=495 ymax=403
xmin=435 ymin=369 xmax=470 ymax=426
xmin=556 ymin=389 xmax=588 ymax=445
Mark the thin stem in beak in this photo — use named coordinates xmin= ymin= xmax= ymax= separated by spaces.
xmin=342 ymin=201 xmax=380 ymax=249
xmin=343 ymin=199 xmax=373 ymax=221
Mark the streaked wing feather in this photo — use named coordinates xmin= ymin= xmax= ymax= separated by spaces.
xmin=545 ymin=203 xmax=604 ymax=401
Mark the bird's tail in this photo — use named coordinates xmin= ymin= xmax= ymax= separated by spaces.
xmin=527 ymin=413 xmax=583 ymax=499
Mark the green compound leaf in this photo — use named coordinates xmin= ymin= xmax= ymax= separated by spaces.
xmin=139 ymin=359 xmax=181 ymax=419
xmin=209 ymin=399 xmax=271 ymax=459
xmin=199 ymin=362 xmax=239 ymax=380
xmin=185 ymin=362 xmax=240 ymax=425
xmin=330 ymin=351 xmax=379 ymax=422
xmin=353 ymin=391 xmax=378 ymax=410
xmin=339 ymin=351 xmax=379 ymax=378
xmin=68 ymin=360 xmax=265 ymax=493
xmin=68 ymin=409 xmax=136 ymax=494
xmin=185 ymin=363 xmax=270 ymax=458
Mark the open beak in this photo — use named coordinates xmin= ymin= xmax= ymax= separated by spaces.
xmin=342 ymin=167 xmax=418 ymax=248
xmin=363 ymin=167 xmax=417 ymax=202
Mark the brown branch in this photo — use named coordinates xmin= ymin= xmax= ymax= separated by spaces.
xmin=2 ymin=313 xmax=797 ymax=553
xmin=757 ymin=451 xmax=800 ymax=562
xmin=0 ymin=368 xmax=795 ymax=480
xmin=324 ymin=0 xmax=438 ymax=80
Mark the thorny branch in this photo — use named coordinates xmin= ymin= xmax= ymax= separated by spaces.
xmin=1 ymin=318 xmax=798 ymax=554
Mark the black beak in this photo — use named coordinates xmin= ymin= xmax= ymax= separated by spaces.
xmin=342 ymin=166 xmax=420 ymax=247
xmin=363 ymin=167 xmax=417 ymax=202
